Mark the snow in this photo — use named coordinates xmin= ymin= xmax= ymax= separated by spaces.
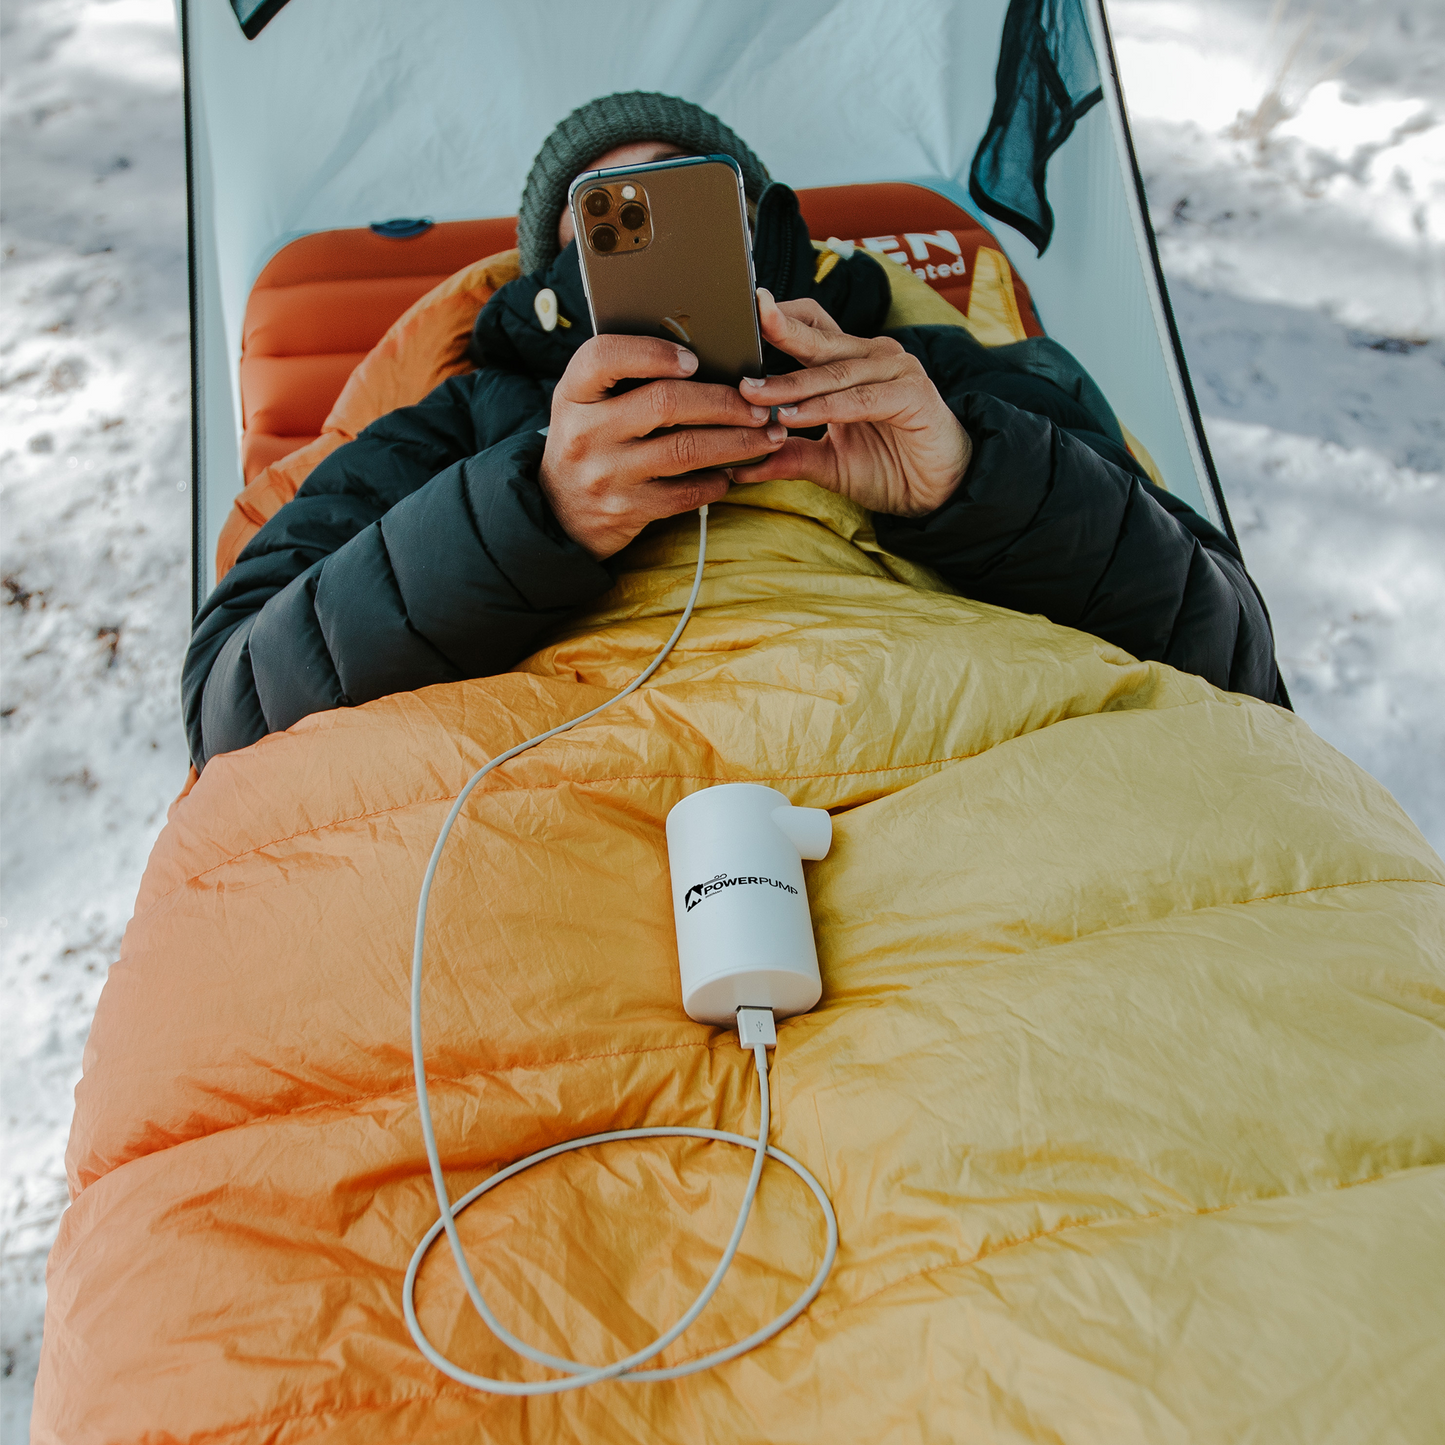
xmin=1 ymin=1 xmax=190 ymax=1430
xmin=1 ymin=0 xmax=1441 ymax=1433
xmin=1110 ymin=0 xmax=1445 ymax=842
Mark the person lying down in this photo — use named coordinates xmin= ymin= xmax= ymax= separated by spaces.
xmin=182 ymin=92 xmax=1284 ymax=770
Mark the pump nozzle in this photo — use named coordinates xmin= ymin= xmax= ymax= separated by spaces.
xmin=771 ymin=804 xmax=831 ymax=860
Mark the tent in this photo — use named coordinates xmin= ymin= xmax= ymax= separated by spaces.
xmin=181 ymin=0 xmax=1229 ymax=610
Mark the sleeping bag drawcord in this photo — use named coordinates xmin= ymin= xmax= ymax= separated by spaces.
xmin=405 ymin=504 xmax=838 ymax=1394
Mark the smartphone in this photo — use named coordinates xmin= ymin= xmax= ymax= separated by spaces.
xmin=568 ymin=154 xmax=765 ymax=387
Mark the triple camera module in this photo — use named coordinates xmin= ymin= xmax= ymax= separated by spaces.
xmin=583 ymin=183 xmax=651 ymax=254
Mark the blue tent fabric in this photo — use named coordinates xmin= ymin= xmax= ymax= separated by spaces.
xmin=970 ymin=0 xmax=1103 ymax=255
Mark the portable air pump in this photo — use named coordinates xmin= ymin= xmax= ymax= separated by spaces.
xmin=405 ymin=507 xmax=838 ymax=1396
xmin=667 ymin=782 xmax=832 ymax=1023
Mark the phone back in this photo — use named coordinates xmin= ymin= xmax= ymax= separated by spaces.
xmin=571 ymin=156 xmax=763 ymax=387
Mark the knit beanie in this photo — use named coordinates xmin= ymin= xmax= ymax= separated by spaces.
xmin=516 ymin=91 xmax=770 ymax=274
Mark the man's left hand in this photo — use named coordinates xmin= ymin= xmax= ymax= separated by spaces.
xmin=731 ymin=288 xmax=972 ymax=517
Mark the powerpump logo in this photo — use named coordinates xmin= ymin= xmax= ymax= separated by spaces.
xmin=684 ymin=872 xmax=799 ymax=913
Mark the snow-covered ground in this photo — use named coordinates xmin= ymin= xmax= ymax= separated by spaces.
xmin=1 ymin=0 xmax=1440 ymax=1433
xmin=2 ymin=0 xmax=191 ymax=1433
xmin=1112 ymin=0 xmax=1445 ymax=850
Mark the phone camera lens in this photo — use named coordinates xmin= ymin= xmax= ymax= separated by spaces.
xmin=584 ymin=189 xmax=612 ymax=218
xmin=590 ymin=224 xmax=619 ymax=253
xmin=618 ymin=202 xmax=647 ymax=231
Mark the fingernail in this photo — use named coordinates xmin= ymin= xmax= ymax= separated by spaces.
xmin=677 ymin=348 xmax=697 ymax=373
xmin=741 ymin=375 xmax=766 ymax=389
xmin=779 ymin=405 xmax=799 ymax=418
xmin=765 ymin=423 xmax=786 ymax=443
xmin=750 ymin=405 xmax=769 ymax=422
xmin=756 ymin=287 xmax=775 ymax=309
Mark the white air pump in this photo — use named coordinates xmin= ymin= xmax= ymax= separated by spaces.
xmin=666 ymin=782 xmax=833 ymax=1023
xmin=405 ymin=508 xmax=838 ymax=1396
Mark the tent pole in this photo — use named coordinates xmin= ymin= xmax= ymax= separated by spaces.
xmin=180 ymin=0 xmax=204 ymax=617
xmin=1083 ymin=0 xmax=1235 ymax=542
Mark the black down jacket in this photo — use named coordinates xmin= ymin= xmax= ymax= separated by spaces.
xmin=183 ymin=185 xmax=1283 ymax=770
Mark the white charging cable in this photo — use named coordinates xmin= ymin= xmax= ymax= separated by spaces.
xmin=405 ymin=504 xmax=838 ymax=1394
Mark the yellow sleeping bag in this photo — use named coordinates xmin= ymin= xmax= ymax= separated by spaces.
xmin=35 ymin=479 xmax=1445 ymax=1443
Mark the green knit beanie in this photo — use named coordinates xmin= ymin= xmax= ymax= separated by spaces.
xmin=516 ymin=91 xmax=770 ymax=274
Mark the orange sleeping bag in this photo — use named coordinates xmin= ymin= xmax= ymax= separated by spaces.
xmin=33 ymin=187 xmax=1445 ymax=1443
xmin=35 ymin=474 xmax=1445 ymax=1441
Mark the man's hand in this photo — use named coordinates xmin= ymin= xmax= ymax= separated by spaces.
xmin=732 ymin=289 xmax=971 ymax=517
xmin=540 ymin=334 xmax=786 ymax=559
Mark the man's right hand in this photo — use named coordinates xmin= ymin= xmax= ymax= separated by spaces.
xmin=539 ymin=335 xmax=786 ymax=560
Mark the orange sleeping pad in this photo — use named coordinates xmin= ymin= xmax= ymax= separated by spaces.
xmin=239 ymin=217 xmax=519 ymax=481
xmin=237 ymin=185 xmax=1042 ymax=485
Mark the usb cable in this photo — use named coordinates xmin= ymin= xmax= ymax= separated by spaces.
xmin=404 ymin=508 xmax=838 ymax=1394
